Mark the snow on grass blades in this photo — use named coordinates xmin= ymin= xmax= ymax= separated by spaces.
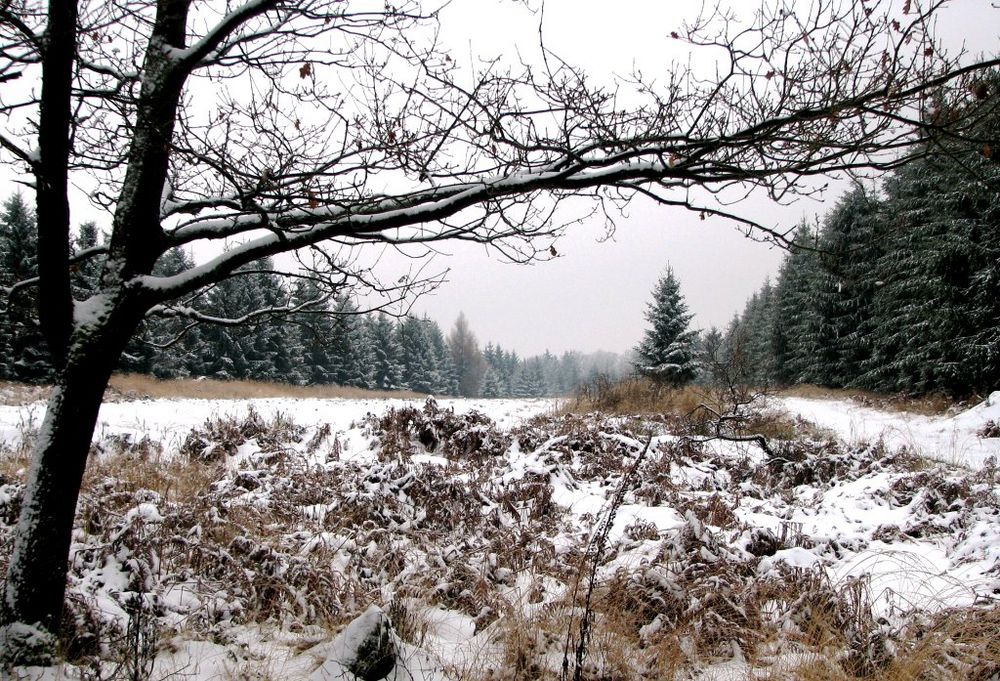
xmin=0 ymin=394 xmax=997 ymax=679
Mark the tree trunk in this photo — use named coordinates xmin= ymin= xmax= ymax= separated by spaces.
xmin=1 ymin=335 xmax=120 ymax=663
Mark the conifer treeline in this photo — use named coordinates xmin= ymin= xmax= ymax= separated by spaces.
xmin=716 ymin=112 xmax=1000 ymax=397
xmin=0 ymin=197 xmax=626 ymax=396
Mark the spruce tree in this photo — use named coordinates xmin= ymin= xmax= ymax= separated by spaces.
xmin=327 ymin=296 xmax=375 ymax=388
xmin=819 ymin=189 xmax=888 ymax=386
xmin=861 ymin=153 xmax=997 ymax=395
xmin=71 ymin=221 xmax=103 ymax=300
xmin=0 ymin=194 xmax=51 ymax=381
xmin=559 ymin=351 xmax=583 ymax=395
xmin=397 ymin=315 xmax=435 ymax=393
xmin=288 ymin=279 xmax=335 ymax=385
xmin=366 ymin=313 xmax=404 ymax=390
xmin=425 ymin=316 xmax=457 ymax=395
xmin=120 ymin=246 xmax=203 ymax=378
xmin=480 ymin=366 xmax=504 ymax=397
xmin=771 ymin=225 xmax=825 ymax=385
xmin=634 ymin=268 xmax=698 ymax=386
xmin=697 ymin=327 xmax=725 ymax=386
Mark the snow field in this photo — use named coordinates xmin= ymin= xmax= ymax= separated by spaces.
xmin=777 ymin=391 xmax=1000 ymax=469
xmin=0 ymin=393 xmax=997 ymax=679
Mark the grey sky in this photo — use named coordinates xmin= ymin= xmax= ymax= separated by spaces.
xmin=409 ymin=0 xmax=999 ymax=357
xmin=1 ymin=1 xmax=995 ymax=359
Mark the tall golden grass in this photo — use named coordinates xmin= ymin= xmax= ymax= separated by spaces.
xmin=1 ymin=374 xmax=430 ymax=405
xmin=107 ymin=373 xmax=431 ymax=400
xmin=565 ymin=375 xmax=966 ymax=420
xmin=564 ymin=376 xmax=724 ymax=417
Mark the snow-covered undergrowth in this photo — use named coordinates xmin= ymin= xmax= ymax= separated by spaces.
xmin=0 ymin=393 xmax=998 ymax=679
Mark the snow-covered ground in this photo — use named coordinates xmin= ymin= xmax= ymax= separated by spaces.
xmin=778 ymin=391 xmax=1000 ymax=469
xmin=0 ymin=396 xmax=554 ymax=464
xmin=0 ymin=392 xmax=998 ymax=679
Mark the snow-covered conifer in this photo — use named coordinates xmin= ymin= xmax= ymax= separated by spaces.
xmin=634 ymin=268 xmax=698 ymax=386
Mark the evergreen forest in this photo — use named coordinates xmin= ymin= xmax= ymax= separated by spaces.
xmin=3 ymin=81 xmax=997 ymax=399
xmin=715 ymin=94 xmax=1000 ymax=397
xmin=0 ymin=197 xmax=626 ymax=397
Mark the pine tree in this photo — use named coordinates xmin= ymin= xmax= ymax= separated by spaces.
xmin=366 ymin=313 xmax=404 ymax=390
xmin=816 ymin=189 xmax=888 ymax=386
xmin=743 ymin=280 xmax=778 ymax=385
xmin=242 ymin=267 xmax=286 ymax=381
xmin=0 ymin=194 xmax=51 ymax=381
xmin=697 ymin=327 xmax=725 ymax=385
xmin=396 ymin=315 xmax=434 ymax=393
xmin=71 ymin=221 xmax=103 ymax=300
xmin=513 ymin=358 xmax=546 ymax=397
xmin=480 ymin=365 xmax=504 ymax=397
xmin=771 ymin=225 xmax=825 ymax=385
xmin=195 ymin=264 xmax=276 ymax=379
xmin=288 ymin=279 xmax=335 ymax=385
xmin=558 ymin=351 xmax=583 ymax=395
xmin=860 ymin=154 xmax=996 ymax=395
xmin=120 ymin=246 xmax=203 ymax=378
xmin=424 ymin=316 xmax=457 ymax=395
xmin=634 ymin=268 xmax=698 ymax=386
xmin=326 ymin=297 xmax=375 ymax=388
xmin=501 ymin=349 xmax=520 ymax=396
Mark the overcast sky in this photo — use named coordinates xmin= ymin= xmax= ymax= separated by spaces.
xmin=407 ymin=0 xmax=999 ymax=357
xmin=1 ymin=1 xmax=995 ymax=359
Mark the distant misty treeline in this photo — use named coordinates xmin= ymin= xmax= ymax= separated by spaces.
xmin=0 ymin=195 xmax=626 ymax=396
xmin=713 ymin=106 xmax=1000 ymax=397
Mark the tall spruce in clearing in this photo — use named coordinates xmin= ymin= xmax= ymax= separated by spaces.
xmin=634 ymin=267 xmax=698 ymax=386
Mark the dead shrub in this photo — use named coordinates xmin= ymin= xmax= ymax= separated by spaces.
xmin=366 ymin=397 xmax=510 ymax=462
xmin=978 ymin=419 xmax=1000 ymax=438
xmin=179 ymin=406 xmax=304 ymax=463
xmin=892 ymin=605 xmax=1000 ymax=679
xmin=758 ymin=439 xmax=903 ymax=490
xmin=94 ymin=432 xmax=163 ymax=460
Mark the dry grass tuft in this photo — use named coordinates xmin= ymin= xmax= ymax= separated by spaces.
xmin=0 ymin=380 xmax=50 ymax=406
xmin=563 ymin=376 xmax=823 ymax=444
xmin=1 ymin=374 xmax=429 ymax=406
xmin=565 ymin=375 xmax=728 ymax=418
xmin=82 ymin=448 xmax=220 ymax=506
xmin=758 ymin=603 xmax=1000 ymax=680
xmin=106 ymin=373 xmax=428 ymax=401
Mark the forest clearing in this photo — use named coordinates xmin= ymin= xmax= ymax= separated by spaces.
xmin=1 ymin=382 xmax=997 ymax=680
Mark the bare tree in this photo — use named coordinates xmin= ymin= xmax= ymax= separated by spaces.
xmin=0 ymin=0 xmax=997 ymax=660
